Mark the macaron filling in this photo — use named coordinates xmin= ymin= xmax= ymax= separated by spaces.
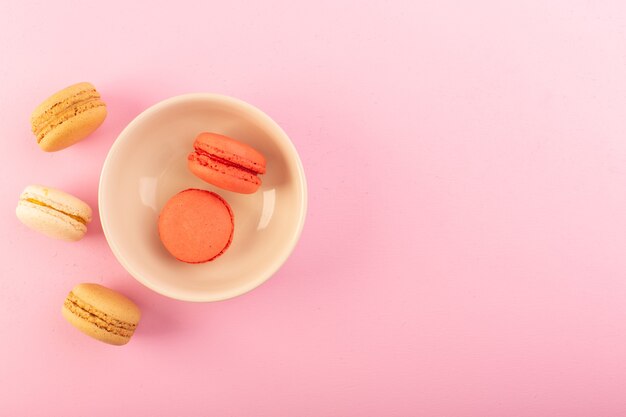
xmin=32 ymin=89 xmax=101 ymax=126
xmin=189 ymin=149 xmax=261 ymax=176
xmin=64 ymin=292 xmax=136 ymax=337
xmin=23 ymin=198 xmax=88 ymax=225
xmin=191 ymin=139 xmax=266 ymax=174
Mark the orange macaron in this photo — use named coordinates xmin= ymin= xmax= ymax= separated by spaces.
xmin=187 ymin=132 xmax=267 ymax=194
xmin=158 ymin=189 xmax=234 ymax=263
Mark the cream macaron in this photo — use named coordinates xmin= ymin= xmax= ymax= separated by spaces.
xmin=16 ymin=185 xmax=92 ymax=241
xmin=62 ymin=283 xmax=141 ymax=346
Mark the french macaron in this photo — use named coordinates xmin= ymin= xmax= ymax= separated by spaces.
xmin=31 ymin=82 xmax=107 ymax=152
xmin=188 ymin=132 xmax=267 ymax=194
xmin=62 ymin=283 xmax=141 ymax=346
xmin=158 ymin=188 xmax=234 ymax=263
xmin=16 ymin=185 xmax=92 ymax=241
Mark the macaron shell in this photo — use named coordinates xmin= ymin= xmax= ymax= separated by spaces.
xmin=194 ymin=132 xmax=267 ymax=174
xmin=16 ymin=201 xmax=86 ymax=241
xmin=188 ymin=154 xmax=261 ymax=194
xmin=70 ymin=283 xmax=141 ymax=323
xmin=158 ymin=189 xmax=234 ymax=263
xmin=31 ymin=82 xmax=99 ymax=120
xmin=38 ymin=106 xmax=107 ymax=152
xmin=61 ymin=305 xmax=131 ymax=346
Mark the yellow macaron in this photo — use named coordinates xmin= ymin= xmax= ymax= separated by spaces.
xmin=62 ymin=283 xmax=141 ymax=346
xmin=31 ymin=82 xmax=107 ymax=152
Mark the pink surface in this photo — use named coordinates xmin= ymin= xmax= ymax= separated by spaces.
xmin=1 ymin=1 xmax=626 ymax=415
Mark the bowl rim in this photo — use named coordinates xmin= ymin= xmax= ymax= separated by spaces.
xmin=98 ymin=93 xmax=308 ymax=302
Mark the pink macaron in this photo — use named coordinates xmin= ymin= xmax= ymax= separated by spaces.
xmin=187 ymin=132 xmax=267 ymax=194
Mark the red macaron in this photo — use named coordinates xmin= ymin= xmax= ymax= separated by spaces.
xmin=158 ymin=189 xmax=234 ymax=263
xmin=187 ymin=132 xmax=267 ymax=194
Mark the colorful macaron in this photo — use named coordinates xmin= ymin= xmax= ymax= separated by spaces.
xmin=62 ymin=283 xmax=141 ymax=346
xmin=158 ymin=188 xmax=234 ymax=263
xmin=31 ymin=82 xmax=107 ymax=152
xmin=188 ymin=132 xmax=267 ymax=194
xmin=16 ymin=185 xmax=92 ymax=241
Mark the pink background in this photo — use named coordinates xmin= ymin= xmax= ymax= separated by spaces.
xmin=1 ymin=0 xmax=626 ymax=415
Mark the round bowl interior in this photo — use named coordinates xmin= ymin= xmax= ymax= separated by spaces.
xmin=99 ymin=94 xmax=307 ymax=301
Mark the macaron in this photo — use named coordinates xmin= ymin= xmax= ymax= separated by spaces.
xmin=158 ymin=188 xmax=234 ymax=263
xmin=31 ymin=82 xmax=107 ymax=152
xmin=62 ymin=283 xmax=141 ymax=346
xmin=16 ymin=185 xmax=92 ymax=241
xmin=188 ymin=132 xmax=267 ymax=194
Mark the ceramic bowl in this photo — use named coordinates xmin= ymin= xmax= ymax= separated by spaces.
xmin=99 ymin=94 xmax=307 ymax=301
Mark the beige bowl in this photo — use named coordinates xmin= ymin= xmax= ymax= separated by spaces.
xmin=99 ymin=94 xmax=307 ymax=302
